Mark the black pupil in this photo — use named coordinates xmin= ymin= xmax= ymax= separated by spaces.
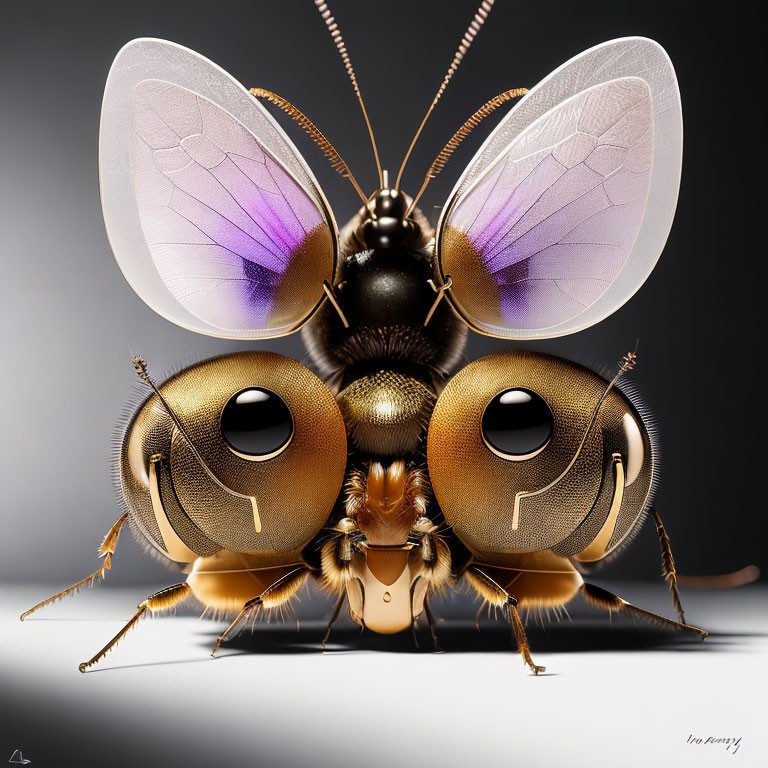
xmin=221 ymin=387 xmax=293 ymax=457
xmin=481 ymin=388 xmax=553 ymax=457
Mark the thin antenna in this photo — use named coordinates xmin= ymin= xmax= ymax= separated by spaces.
xmin=405 ymin=87 xmax=528 ymax=217
xmin=251 ymin=88 xmax=368 ymax=204
xmin=133 ymin=356 xmax=263 ymax=531
xmin=315 ymin=0 xmax=384 ymax=189
xmin=395 ymin=0 xmax=496 ymax=192
xmin=511 ymin=351 xmax=638 ymax=530
xmin=322 ymin=280 xmax=350 ymax=328
xmin=424 ymin=276 xmax=453 ymax=327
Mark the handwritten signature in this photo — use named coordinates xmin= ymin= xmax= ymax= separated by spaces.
xmin=687 ymin=734 xmax=742 ymax=755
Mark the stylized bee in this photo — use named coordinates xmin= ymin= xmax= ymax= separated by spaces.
xmin=22 ymin=0 xmax=709 ymax=674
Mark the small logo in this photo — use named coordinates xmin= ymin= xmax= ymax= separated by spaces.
xmin=8 ymin=751 xmax=31 ymax=766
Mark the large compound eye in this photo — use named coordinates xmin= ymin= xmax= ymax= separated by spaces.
xmin=122 ymin=351 xmax=347 ymax=558
xmin=481 ymin=388 xmax=553 ymax=460
xmin=428 ymin=350 xmax=611 ymax=554
xmin=221 ymin=387 xmax=294 ymax=460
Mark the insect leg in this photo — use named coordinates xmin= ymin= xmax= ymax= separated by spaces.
xmin=581 ymin=582 xmax=708 ymax=639
xmin=20 ymin=512 xmax=129 ymax=621
xmin=423 ymin=593 xmax=440 ymax=651
xmin=211 ymin=567 xmax=308 ymax=657
xmin=409 ymin=578 xmax=421 ymax=651
xmin=467 ymin=567 xmax=546 ymax=674
xmin=408 ymin=583 xmax=441 ymax=652
xmin=322 ymin=590 xmax=346 ymax=649
xmin=78 ymin=582 xmax=192 ymax=672
xmin=649 ymin=508 xmax=686 ymax=623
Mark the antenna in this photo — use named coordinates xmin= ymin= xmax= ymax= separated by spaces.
xmin=133 ymin=356 xmax=263 ymax=532
xmin=250 ymin=88 xmax=368 ymax=204
xmin=315 ymin=0 xmax=384 ymax=189
xmin=405 ymin=87 xmax=528 ymax=217
xmin=395 ymin=0 xmax=496 ymax=192
xmin=510 ymin=352 xmax=638 ymax=530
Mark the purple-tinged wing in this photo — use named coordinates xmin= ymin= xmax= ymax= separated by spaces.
xmin=101 ymin=39 xmax=336 ymax=338
xmin=131 ymin=80 xmax=333 ymax=332
xmin=437 ymin=38 xmax=681 ymax=339
xmin=443 ymin=78 xmax=652 ymax=331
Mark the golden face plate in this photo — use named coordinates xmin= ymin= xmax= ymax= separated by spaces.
xmin=120 ymin=351 xmax=348 ymax=556
xmin=427 ymin=350 xmax=654 ymax=557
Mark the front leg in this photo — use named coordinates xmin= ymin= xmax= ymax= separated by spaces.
xmin=21 ymin=512 xmax=129 ymax=620
xmin=465 ymin=566 xmax=546 ymax=675
xmin=408 ymin=515 xmax=451 ymax=651
xmin=79 ymin=582 xmax=192 ymax=672
xmin=322 ymin=591 xmax=347 ymax=649
xmin=422 ymin=593 xmax=440 ymax=651
xmin=211 ymin=567 xmax=309 ymax=656
xmin=319 ymin=503 xmax=452 ymax=639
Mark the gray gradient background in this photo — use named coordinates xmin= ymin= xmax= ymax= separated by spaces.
xmin=1 ymin=3 xmax=766 ymax=768
xmin=0 ymin=0 xmax=763 ymax=590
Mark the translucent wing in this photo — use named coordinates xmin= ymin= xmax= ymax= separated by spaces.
xmin=436 ymin=38 xmax=681 ymax=339
xmin=100 ymin=39 xmax=337 ymax=338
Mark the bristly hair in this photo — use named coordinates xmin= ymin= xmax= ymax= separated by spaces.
xmin=344 ymin=469 xmax=367 ymax=518
xmin=302 ymin=323 xmax=468 ymax=386
xmin=522 ymin=602 xmax=571 ymax=628
xmin=319 ymin=539 xmax=351 ymax=594
xmin=425 ymin=537 xmax=453 ymax=594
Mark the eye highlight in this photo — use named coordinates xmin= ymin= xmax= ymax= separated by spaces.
xmin=481 ymin=388 xmax=553 ymax=460
xmin=221 ymin=387 xmax=294 ymax=460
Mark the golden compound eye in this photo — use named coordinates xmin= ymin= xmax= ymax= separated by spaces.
xmin=221 ymin=387 xmax=294 ymax=461
xmin=481 ymin=388 xmax=553 ymax=460
xmin=428 ymin=350 xmax=656 ymax=559
xmin=120 ymin=351 xmax=348 ymax=557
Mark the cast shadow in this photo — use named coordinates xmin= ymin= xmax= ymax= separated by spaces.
xmin=80 ymin=617 xmax=758 ymax=674
xmin=198 ymin=615 xmax=756 ymax=657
